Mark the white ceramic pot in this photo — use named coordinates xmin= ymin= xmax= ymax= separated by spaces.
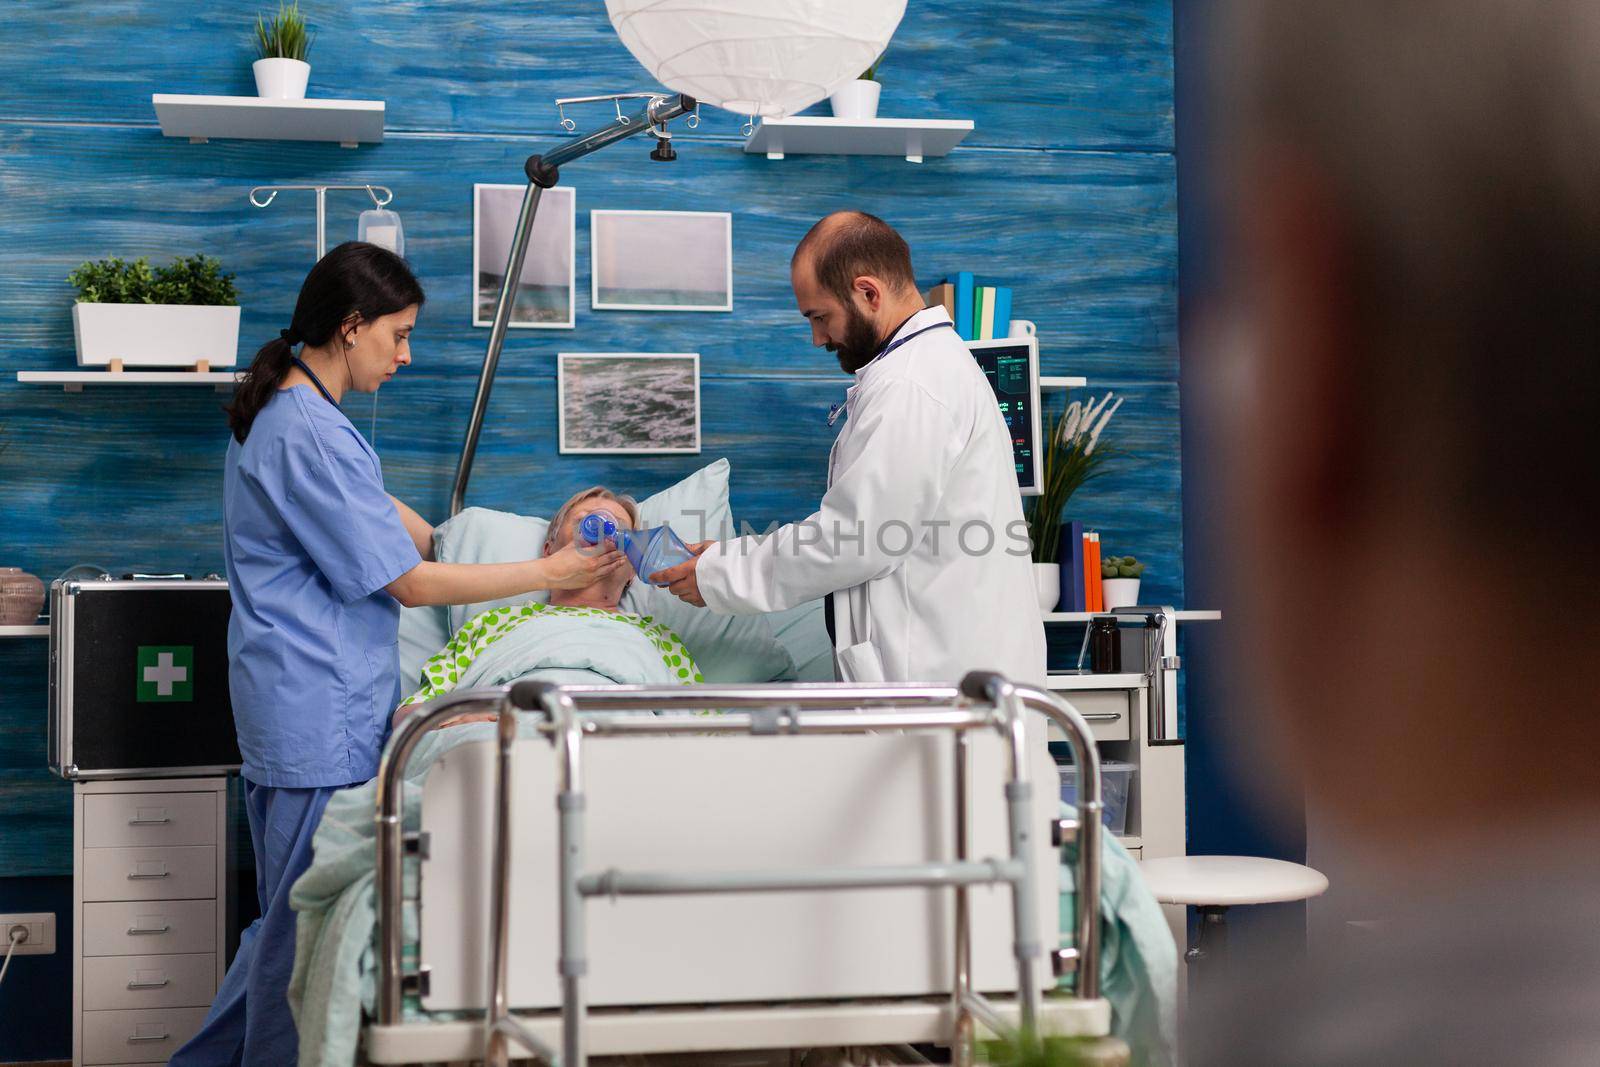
xmin=73 ymin=303 xmax=241 ymax=368
xmin=253 ymin=57 xmax=311 ymax=100
xmin=1101 ymin=577 xmax=1141 ymax=611
xmin=1032 ymin=563 xmax=1061 ymax=612
xmin=829 ymin=79 xmax=882 ymax=120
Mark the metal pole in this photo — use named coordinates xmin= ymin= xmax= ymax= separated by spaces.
xmin=484 ymin=696 xmax=519 ymax=1067
xmin=449 ymin=180 xmax=544 ymax=517
xmin=952 ymin=730 xmax=974 ymax=1067
xmin=315 ymin=185 xmax=326 ymax=259
xmin=549 ymin=688 xmax=589 ymax=1067
xmin=449 ymin=94 xmax=694 ymax=515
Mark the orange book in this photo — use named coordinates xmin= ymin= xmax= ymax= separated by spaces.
xmin=1088 ymin=532 xmax=1103 ymax=612
xmin=1082 ymin=532 xmax=1095 ymax=613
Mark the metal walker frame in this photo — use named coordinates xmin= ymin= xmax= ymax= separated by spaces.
xmin=373 ymin=671 xmax=1104 ymax=1066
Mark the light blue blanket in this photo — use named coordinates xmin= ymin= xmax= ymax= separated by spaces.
xmin=1058 ymin=816 xmax=1179 ymax=1067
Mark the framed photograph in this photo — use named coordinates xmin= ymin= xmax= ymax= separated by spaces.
xmin=473 ymin=183 xmax=576 ymax=329
xmin=590 ymin=210 xmax=733 ymax=312
xmin=557 ymin=353 xmax=702 ymax=455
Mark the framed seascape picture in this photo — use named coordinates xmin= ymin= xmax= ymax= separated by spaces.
xmin=473 ymin=183 xmax=576 ymax=328
xmin=590 ymin=210 xmax=733 ymax=312
xmin=557 ymin=352 xmax=702 ymax=455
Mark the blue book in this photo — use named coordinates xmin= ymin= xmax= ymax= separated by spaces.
xmin=954 ymin=271 xmax=976 ymax=340
xmin=1058 ymin=520 xmax=1086 ymax=612
xmin=993 ymin=286 xmax=1013 ymax=340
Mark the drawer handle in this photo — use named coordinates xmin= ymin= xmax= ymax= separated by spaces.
xmin=1083 ymin=711 xmax=1123 ymax=721
xmin=127 ymin=1032 xmax=171 ymax=1043
xmin=128 ymin=816 xmax=172 ymax=826
xmin=127 ymin=923 xmax=172 ymax=935
xmin=127 ymin=977 xmax=171 ymax=990
xmin=127 ymin=868 xmax=169 ymax=881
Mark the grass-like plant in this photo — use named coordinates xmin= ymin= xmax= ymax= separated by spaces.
xmin=1025 ymin=393 xmax=1124 ymax=565
xmin=68 ymin=255 xmax=239 ymax=306
xmin=256 ymin=1 xmax=313 ymax=62
xmin=860 ymin=50 xmax=885 ymax=82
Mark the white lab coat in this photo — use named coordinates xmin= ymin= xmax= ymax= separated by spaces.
xmin=697 ymin=306 xmax=1048 ymax=686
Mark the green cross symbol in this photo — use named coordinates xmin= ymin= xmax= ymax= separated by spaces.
xmin=136 ymin=646 xmax=194 ymax=703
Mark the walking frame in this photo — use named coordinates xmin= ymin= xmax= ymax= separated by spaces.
xmin=372 ymin=670 xmax=1105 ymax=1066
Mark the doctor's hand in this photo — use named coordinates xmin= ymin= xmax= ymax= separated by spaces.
xmin=652 ymin=540 xmax=714 ymax=607
xmin=538 ymin=542 xmax=628 ymax=590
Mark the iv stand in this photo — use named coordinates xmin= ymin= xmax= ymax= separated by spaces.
xmin=449 ymin=93 xmax=697 ymax=517
xmin=248 ymin=183 xmax=394 ymax=262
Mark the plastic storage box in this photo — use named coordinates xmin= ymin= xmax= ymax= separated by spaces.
xmin=1056 ymin=759 xmax=1135 ymax=835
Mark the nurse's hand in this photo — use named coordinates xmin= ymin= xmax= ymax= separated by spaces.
xmin=538 ymin=541 xmax=629 ymax=589
xmin=653 ymin=540 xmax=714 ymax=607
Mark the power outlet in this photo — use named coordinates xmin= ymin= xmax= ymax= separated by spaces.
xmin=0 ymin=912 xmax=56 ymax=955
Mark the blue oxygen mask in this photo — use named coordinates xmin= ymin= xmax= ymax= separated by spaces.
xmin=574 ymin=510 xmax=695 ymax=587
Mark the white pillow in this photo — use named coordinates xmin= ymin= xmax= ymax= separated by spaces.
xmin=431 ymin=460 xmax=795 ymax=683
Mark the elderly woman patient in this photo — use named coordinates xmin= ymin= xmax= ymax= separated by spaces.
xmin=394 ymin=486 xmax=702 ymax=725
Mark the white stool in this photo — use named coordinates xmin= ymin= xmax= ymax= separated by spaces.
xmin=1138 ymin=856 xmax=1328 ymax=974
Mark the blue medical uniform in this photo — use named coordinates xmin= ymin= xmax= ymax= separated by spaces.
xmin=172 ymin=382 xmax=421 ymax=1066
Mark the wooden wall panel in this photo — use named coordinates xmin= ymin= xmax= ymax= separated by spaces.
xmin=0 ymin=0 xmax=1177 ymax=879
xmin=0 ymin=0 xmax=1172 ymax=150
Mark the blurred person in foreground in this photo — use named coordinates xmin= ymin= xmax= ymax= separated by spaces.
xmin=1195 ymin=0 xmax=1600 ymax=1063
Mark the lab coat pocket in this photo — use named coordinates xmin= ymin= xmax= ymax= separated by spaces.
xmin=835 ymin=639 xmax=886 ymax=684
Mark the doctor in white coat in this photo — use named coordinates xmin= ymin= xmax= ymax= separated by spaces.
xmin=655 ymin=211 xmax=1047 ymax=686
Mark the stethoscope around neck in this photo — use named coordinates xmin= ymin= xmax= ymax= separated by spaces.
xmin=825 ymin=320 xmax=955 ymax=426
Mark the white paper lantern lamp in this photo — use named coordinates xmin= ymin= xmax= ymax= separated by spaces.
xmin=605 ymin=0 xmax=908 ymax=119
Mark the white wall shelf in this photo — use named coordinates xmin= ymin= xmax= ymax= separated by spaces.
xmin=745 ymin=117 xmax=974 ymax=163
xmin=1042 ymin=610 xmax=1222 ymax=623
xmin=0 ymin=624 xmax=49 ymax=637
xmin=17 ymin=370 xmax=240 ymax=392
xmin=152 ymin=94 xmax=384 ymax=147
xmin=1040 ymin=376 xmax=1087 ymax=390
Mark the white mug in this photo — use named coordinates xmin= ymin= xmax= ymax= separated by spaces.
xmin=1008 ymin=318 xmax=1037 ymax=339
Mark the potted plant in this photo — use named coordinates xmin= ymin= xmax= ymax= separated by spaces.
xmin=254 ymin=1 xmax=313 ymax=99
xmin=830 ymin=52 xmax=883 ymax=120
xmin=1100 ymin=554 xmax=1146 ymax=610
xmin=68 ymin=255 xmax=241 ymax=369
xmin=1024 ymin=393 xmax=1124 ymax=611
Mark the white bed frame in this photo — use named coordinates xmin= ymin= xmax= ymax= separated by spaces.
xmin=364 ymin=672 xmax=1112 ymax=1066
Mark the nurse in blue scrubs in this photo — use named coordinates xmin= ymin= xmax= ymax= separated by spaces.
xmin=172 ymin=242 xmax=625 ymax=1066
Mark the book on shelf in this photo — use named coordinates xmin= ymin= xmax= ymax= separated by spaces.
xmin=992 ymin=286 xmax=1012 ymax=339
xmin=924 ymin=282 xmax=956 ymax=319
xmin=954 ymin=271 xmax=976 ymax=339
xmin=1060 ymin=519 xmax=1086 ymax=612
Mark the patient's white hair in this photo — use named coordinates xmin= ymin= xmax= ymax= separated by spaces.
xmin=543 ymin=486 xmax=639 ymax=553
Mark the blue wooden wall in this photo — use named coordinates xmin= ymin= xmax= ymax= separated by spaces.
xmin=0 ymin=0 xmax=1174 ymax=894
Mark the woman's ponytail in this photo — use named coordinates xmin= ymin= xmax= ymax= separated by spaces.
xmin=225 ymin=330 xmax=299 ymax=443
xmin=222 ymin=242 xmax=425 ymax=444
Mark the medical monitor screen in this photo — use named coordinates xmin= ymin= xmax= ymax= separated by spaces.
xmin=968 ymin=338 xmax=1042 ymax=495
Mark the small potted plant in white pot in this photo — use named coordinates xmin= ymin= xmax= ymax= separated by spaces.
xmin=1101 ymin=555 xmax=1146 ymax=610
xmin=254 ymin=1 xmax=313 ymax=99
xmin=1025 ymin=393 xmax=1123 ymax=612
xmin=68 ymin=255 xmax=241 ymax=369
xmin=830 ymin=52 xmax=883 ymax=120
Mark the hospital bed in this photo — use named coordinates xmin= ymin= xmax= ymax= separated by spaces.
xmin=360 ymin=670 xmax=1113 ymax=1066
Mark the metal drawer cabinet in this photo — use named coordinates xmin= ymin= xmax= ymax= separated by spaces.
xmin=82 ymin=951 xmax=218 ymax=1011
xmin=81 ymin=844 xmax=217 ymax=902
xmin=81 ymin=899 xmax=218 ymax=957
xmin=75 ymin=778 xmax=229 ymax=1067
xmin=83 ymin=791 xmax=217 ymax=849
xmin=80 ymin=1006 xmax=210 ymax=1065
